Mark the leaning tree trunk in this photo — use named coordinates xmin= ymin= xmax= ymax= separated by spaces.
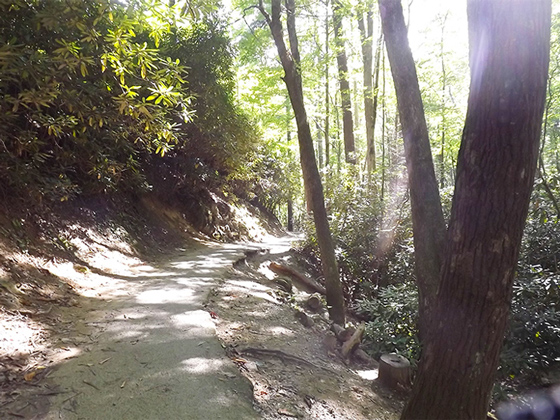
xmin=401 ymin=1 xmax=551 ymax=418
xmin=333 ymin=0 xmax=356 ymax=164
xmin=258 ymin=0 xmax=345 ymax=325
xmin=378 ymin=0 xmax=446 ymax=337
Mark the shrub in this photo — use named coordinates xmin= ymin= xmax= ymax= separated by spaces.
xmin=0 ymin=1 xmax=259 ymax=205
xmin=358 ymin=281 xmax=420 ymax=362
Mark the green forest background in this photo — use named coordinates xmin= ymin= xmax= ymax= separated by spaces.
xmin=1 ymin=0 xmax=559 ymax=401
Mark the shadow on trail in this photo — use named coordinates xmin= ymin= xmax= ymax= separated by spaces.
xmin=39 ymin=240 xmax=294 ymax=420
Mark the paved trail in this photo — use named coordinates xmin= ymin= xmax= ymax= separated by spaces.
xmin=43 ymin=236 xmax=294 ymax=420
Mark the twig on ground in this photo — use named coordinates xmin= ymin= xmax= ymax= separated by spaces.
xmin=238 ymin=347 xmax=336 ymax=375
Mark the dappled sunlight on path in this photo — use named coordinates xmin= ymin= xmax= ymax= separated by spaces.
xmin=41 ymin=237 xmax=295 ymax=419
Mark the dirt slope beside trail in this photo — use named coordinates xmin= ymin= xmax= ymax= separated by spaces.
xmin=211 ymin=238 xmax=402 ymax=420
xmin=31 ymin=240 xmax=275 ymax=419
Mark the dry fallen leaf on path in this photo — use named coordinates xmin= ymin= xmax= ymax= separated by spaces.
xmin=23 ymin=371 xmax=37 ymax=381
xmin=23 ymin=366 xmax=46 ymax=381
xmin=120 ymin=381 xmax=126 ymax=388
xmin=277 ymin=408 xmax=298 ymax=417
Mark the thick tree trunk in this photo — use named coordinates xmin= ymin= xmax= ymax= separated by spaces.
xmin=401 ymin=1 xmax=551 ymax=418
xmin=379 ymin=0 xmax=446 ymax=335
xmin=258 ymin=0 xmax=346 ymax=325
xmin=358 ymin=3 xmax=376 ymax=173
xmin=333 ymin=0 xmax=356 ymax=164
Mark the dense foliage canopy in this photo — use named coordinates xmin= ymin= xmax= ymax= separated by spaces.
xmin=0 ymin=0 xmax=262 ymax=207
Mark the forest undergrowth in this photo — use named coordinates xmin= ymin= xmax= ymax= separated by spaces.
xmin=298 ymin=174 xmax=560 ymax=405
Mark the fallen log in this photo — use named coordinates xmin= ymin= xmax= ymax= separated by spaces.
xmin=353 ymin=348 xmax=377 ymax=367
xmin=268 ymin=262 xmax=326 ymax=295
xmin=341 ymin=323 xmax=365 ymax=358
xmin=331 ymin=323 xmax=355 ymax=342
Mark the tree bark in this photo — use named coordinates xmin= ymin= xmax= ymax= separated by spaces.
xmin=287 ymin=198 xmax=294 ymax=231
xmin=438 ymin=13 xmax=448 ymax=188
xmin=358 ymin=2 xmax=376 ymax=173
xmin=379 ymin=0 xmax=446 ymax=335
xmin=258 ymin=0 xmax=345 ymax=325
xmin=324 ymin=0 xmax=331 ymax=167
xmin=333 ymin=0 xmax=356 ymax=164
xmin=401 ymin=1 xmax=551 ymax=418
xmin=380 ymin=50 xmax=386 ymax=199
xmin=370 ymin=31 xmax=383 ymax=175
xmin=538 ymin=78 xmax=560 ymax=219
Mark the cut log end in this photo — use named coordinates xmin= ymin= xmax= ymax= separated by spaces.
xmin=306 ymin=293 xmax=323 ymax=311
xmin=268 ymin=262 xmax=326 ymax=295
xmin=378 ymin=353 xmax=411 ymax=390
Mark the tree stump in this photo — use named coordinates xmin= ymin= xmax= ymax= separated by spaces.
xmin=378 ymin=353 xmax=411 ymax=390
xmin=306 ymin=293 xmax=323 ymax=311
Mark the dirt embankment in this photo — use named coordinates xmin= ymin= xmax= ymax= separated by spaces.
xmin=211 ymin=243 xmax=404 ymax=419
xmin=0 ymin=193 xmax=276 ymax=417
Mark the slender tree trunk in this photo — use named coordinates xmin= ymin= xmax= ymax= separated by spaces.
xmin=333 ymin=0 xmax=356 ymax=164
xmin=379 ymin=0 xmax=446 ymax=335
xmin=316 ymin=121 xmax=324 ymax=168
xmin=439 ymin=13 xmax=448 ymax=188
xmin=287 ymin=199 xmax=294 ymax=231
xmin=335 ymin=93 xmax=342 ymax=173
xmin=392 ymin=110 xmax=400 ymax=166
xmin=538 ymin=77 xmax=560 ymax=219
xmin=402 ymin=1 xmax=551 ymax=418
xmin=258 ymin=0 xmax=345 ymax=325
xmin=538 ymin=155 xmax=560 ymax=219
xmin=358 ymin=2 xmax=376 ymax=173
xmin=353 ymin=80 xmax=360 ymax=131
xmin=324 ymin=0 xmax=331 ymax=167
xmin=370 ymin=31 xmax=383 ymax=174
xmin=381 ymin=50 xmax=386 ymax=200
xmin=286 ymin=99 xmax=299 ymax=222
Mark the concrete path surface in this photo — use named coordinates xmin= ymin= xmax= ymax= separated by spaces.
xmin=42 ymin=236 xmax=295 ymax=420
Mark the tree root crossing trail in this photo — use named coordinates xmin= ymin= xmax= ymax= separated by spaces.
xmin=42 ymin=236 xmax=296 ymax=419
